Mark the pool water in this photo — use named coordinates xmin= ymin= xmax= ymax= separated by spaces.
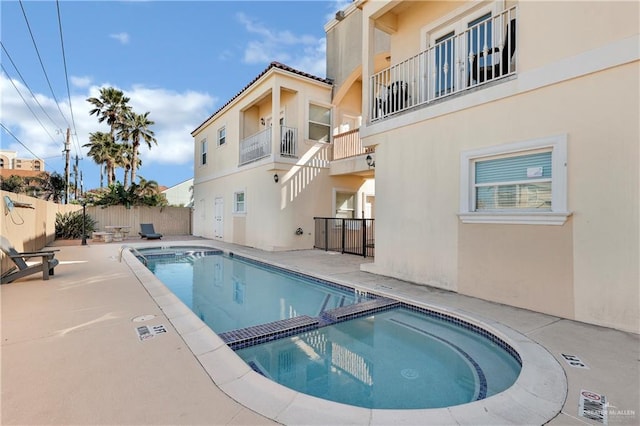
xmin=236 ymin=307 xmax=521 ymax=409
xmin=143 ymin=248 xmax=521 ymax=410
xmin=147 ymin=253 xmax=365 ymax=333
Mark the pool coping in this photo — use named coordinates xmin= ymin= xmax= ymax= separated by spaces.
xmin=122 ymin=243 xmax=568 ymax=425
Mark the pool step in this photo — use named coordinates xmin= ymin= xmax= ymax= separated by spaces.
xmin=219 ymin=315 xmax=319 ymax=350
xmin=321 ymin=297 xmax=400 ymax=324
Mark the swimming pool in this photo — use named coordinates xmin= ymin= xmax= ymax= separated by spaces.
xmin=138 ymin=246 xmax=520 ymax=409
xmin=237 ymin=307 xmax=521 ymax=409
xmin=123 ymin=243 xmax=566 ymax=423
xmin=143 ymin=249 xmax=370 ymax=334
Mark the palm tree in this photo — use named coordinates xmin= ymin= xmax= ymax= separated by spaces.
xmin=32 ymin=172 xmax=66 ymax=203
xmin=87 ymin=87 xmax=131 ymax=140
xmin=84 ymin=132 xmax=118 ymax=186
xmin=135 ymin=176 xmax=160 ymax=197
xmin=119 ymin=111 xmax=157 ymax=185
xmin=114 ymin=143 xmax=138 ymax=188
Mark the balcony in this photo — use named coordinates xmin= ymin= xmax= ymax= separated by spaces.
xmin=333 ymin=128 xmax=374 ymax=161
xmin=239 ymin=125 xmax=298 ymax=166
xmin=370 ymin=6 xmax=516 ymax=122
xmin=330 ymin=128 xmax=375 ymax=176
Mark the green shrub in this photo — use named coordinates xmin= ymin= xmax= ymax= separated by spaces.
xmin=55 ymin=211 xmax=97 ymax=239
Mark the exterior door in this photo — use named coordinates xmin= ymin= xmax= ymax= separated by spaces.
xmin=214 ymin=197 xmax=223 ymax=239
xmin=364 ymin=194 xmax=375 ymax=218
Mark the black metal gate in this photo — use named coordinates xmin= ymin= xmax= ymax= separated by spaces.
xmin=313 ymin=217 xmax=375 ymax=258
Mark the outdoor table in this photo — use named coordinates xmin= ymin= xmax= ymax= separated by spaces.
xmin=104 ymin=225 xmax=131 ymax=242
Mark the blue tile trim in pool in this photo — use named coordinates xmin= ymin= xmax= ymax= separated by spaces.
xmin=228 ymin=252 xmax=377 ymax=300
xmin=220 ymin=315 xmax=320 ymax=350
xmin=389 ymin=318 xmax=488 ymax=400
xmin=399 ymin=303 xmax=522 ymax=366
xmin=140 ymin=248 xmax=521 ymax=368
xmin=138 ymin=249 xmax=223 ymax=261
xmin=321 ymin=297 xmax=400 ymax=323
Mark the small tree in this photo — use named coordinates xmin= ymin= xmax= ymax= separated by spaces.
xmin=0 ymin=175 xmax=25 ymax=193
xmin=55 ymin=211 xmax=97 ymax=239
xmin=31 ymin=172 xmax=66 ymax=203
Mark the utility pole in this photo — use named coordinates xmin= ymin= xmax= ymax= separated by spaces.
xmin=64 ymin=128 xmax=71 ymax=204
xmin=73 ymin=155 xmax=79 ymax=200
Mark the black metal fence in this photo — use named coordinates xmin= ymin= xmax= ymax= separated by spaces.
xmin=313 ymin=217 xmax=375 ymax=258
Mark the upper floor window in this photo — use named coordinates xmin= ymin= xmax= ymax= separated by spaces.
xmin=423 ymin=2 xmax=516 ymax=95
xmin=218 ymin=127 xmax=226 ymax=146
xmin=0 ymin=159 xmax=4 ymax=168
xmin=308 ymin=104 xmax=331 ymax=143
xmin=201 ymin=139 xmax=207 ymax=165
xmin=459 ymin=135 xmax=570 ymax=225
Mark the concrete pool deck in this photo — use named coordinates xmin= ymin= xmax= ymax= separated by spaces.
xmin=2 ymin=236 xmax=638 ymax=425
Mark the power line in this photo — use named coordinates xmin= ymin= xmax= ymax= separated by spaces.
xmin=18 ymin=0 xmax=71 ymax=130
xmin=0 ymin=123 xmax=44 ymax=161
xmin=1 ymin=42 xmax=65 ymax=132
xmin=1 ymin=63 xmax=60 ymax=145
xmin=56 ymin=0 xmax=82 ymax=158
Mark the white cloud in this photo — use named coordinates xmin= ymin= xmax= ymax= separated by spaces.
xmin=123 ymin=85 xmax=216 ymax=165
xmin=109 ymin=32 xmax=130 ymax=44
xmin=236 ymin=12 xmax=326 ymax=77
xmin=70 ymin=75 xmax=92 ymax=88
xmin=326 ymin=0 xmax=353 ymax=22
xmin=0 ymin=73 xmax=216 ymax=183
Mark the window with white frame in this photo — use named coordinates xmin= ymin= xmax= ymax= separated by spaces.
xmin=423 ymin=1 xmax=516 ymax=96
xmin=233 ymin=190 xmax=246 ymax=214
xmin=218 ymin=127 xmax=226 ymax=146
xmin=308 ymin=103 xmax=331 ymax=143
xmin=459 ymin=135 xmax=570 ymax=225
xmin=201 ymin=139 xmax=207 ymax=165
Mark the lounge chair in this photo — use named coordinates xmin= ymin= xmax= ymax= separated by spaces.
xmin=139 ymin=223 xmax=163 ymax=240
xmin=1 ymin=236 xmax=59 ymax=284
xmin=471 ymin=19 xmax=517 ymax=84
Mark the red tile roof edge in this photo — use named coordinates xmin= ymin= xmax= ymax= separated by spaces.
xmin=191 ymin=61 xmax=332 ymax=136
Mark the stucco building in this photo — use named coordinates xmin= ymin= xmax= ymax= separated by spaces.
xmin=0 ymin=150 xmax=44 ymax=172
xmin=193 ymin=1 xmax=638 ymax=334
xmin=325 ymin=0 xmax=638 ymax=333
xmin=191 ymin=62 xmax=374 ymax=252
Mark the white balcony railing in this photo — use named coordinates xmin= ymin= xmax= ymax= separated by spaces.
xmin=239 ymin=125 xmax=299 ymax=166
xmin=280 ymin=125 xmax=298 ymax=158
xmin=333 ymin=128 xmax=374 ymax=161
xmin=239 ymin=128 xmax=271 ymax=165
xmin=370 ymin=6 xmax=516 ymax=122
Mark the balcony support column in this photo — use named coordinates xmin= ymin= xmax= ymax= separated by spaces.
xmin=271 ymin=84 xmax=281 ymax=158
xmin=363 ymin=15 xmax=376 ymax=124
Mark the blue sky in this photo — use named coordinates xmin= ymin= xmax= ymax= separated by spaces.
xmin=1 ymin=0 xmax=348 ymax=191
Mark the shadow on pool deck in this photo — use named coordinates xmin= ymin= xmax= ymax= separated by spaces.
xmin=1 ymin=236 xmax=638 ymax=425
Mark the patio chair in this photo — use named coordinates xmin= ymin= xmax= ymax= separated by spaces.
xmin=139 ymin=223 xmax=163 ymax=240
xmin=471 ymin=19 xmax=517 ymax=84
xmin=0 ymin=236 xmax=59 ymax=284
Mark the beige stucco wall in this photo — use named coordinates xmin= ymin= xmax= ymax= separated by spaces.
xmin=359 ymin=1 xmax=639 ymax=332
xmin=1 ymin=190 xmax=81 ymax=272
xmin=519 ymin=0 xmax=638 ymax=73
xmin=364 ymin=61 xmax=639 ymax=332
xmin=193 ymin=66 xmax=374 ymax=251
xmin=326 ymin=5 xmax=390 ymax=91
xmin=193 ymin=162 xmax=369 ymax=251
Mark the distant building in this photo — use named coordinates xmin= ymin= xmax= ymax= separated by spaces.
xmin=162 ymin=178 xmax=193 ymax=207
xmin=0 ymin=150 xmax=44 ymax=172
